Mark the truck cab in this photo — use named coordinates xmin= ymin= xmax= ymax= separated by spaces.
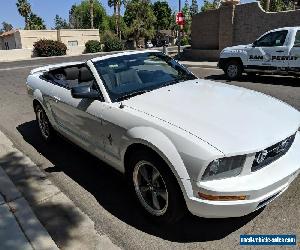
xmin=219 ymin=27 xmax=300 ymax=79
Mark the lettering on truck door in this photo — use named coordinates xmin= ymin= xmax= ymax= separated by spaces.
xmin=247 ymin=30 xmax=290 ymax=70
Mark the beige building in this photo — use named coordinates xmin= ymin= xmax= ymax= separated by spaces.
xmin=0 ymin=29 xmax=100 ymax=61
xmin=0 ymin=29 xmax=99 ymax=50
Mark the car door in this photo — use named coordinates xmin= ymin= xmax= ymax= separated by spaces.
xmin=48 ymin=68 xmax=106 ymax=158
xmin=246 ymin=30 xmax=290 ymax=70
xmin=288 ymin=30 xmax=300 ymax=72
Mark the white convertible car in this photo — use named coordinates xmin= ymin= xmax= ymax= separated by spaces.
xmin=27 ymin=51 xmax=300 ymax=223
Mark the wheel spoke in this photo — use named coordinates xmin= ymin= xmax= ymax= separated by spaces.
xmin=151 ymin=167 xmax=160 ymax=184
xmin=156 ymin=189 xmax=167 ymax=201
xmin=139 ymin=167 xmax=150 ymax=182
xmin=152 ymin=192 xmax=161 ymax=210
xmin=139 ymin=185 xmax=150 ymax=193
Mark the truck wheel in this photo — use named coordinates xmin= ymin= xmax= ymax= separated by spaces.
xmin=127 ymin=150 xmax=186 ymax=224
xmin=225 ymin=60 xmax=243 ymax=80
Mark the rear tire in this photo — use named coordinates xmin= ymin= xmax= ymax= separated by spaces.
xmin=35 ymin=104 xmax=55 ymax=142
xmin=126 ymin=150 xmax=186 ymax=224
xmin=224 ymin=60 xmax=243 ymax=80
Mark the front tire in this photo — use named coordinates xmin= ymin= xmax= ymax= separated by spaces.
xmin=35 ymin=104 xmax=55 ymax=142
xmin=224 ymin=60 xmax=243 ymax=80
xmin=127 ymin=150 xmax=186 ymax=224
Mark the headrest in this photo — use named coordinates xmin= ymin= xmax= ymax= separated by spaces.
xmin=64 ymin=67 xmax=79 ymax=80
xmin=79 ymin=67 xmax=94 ymax=82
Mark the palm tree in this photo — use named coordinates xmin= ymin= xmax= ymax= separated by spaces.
xmin=16 ymin=0 xmax=32 ymax=29
xmin=117 ymin=0 xmax=121 ymax=39
xmin=108 ymin=0 xmax=118 ymax=35
xmin=89 ymin=0 xmax=94 ymax=29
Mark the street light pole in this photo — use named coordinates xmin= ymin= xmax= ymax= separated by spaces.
xmin=178 ymin=0 xmax=181 ymax=57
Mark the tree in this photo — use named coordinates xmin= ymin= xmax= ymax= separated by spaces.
xmin=108 ymin=15 xmax=128 ymax=39
xmin=108 ymin=0 xmax=119 ymax=35
xmin=69 ymin=0 xmax=108 ymax=31
xmin=152 ymin=1 xmax=172 ymax=31
xmin=200 ymin=0 xmax=218 ymax=12
xmin=89 ymin=0 xmax=94 ymax=28
xmin=260 ymin=0 xmax=294 ymax=11
xmin=16 ymin=0 xmax=31 ymax=29
xmin=1 ymin=22 xmax=13 ymax=32
xmin=69 ymin=5 xmax=78 ymax=28
xmin=182 ymin=0 xmax=191 ymax=35
xmin=54 ymin=15 xmax=70 ymax=29
xmin=108 ymin=0 xmax=124 ymax=38
xmin=28 ymin=13 xmax=46 ymax=30
xmin=124 ymin=0 xmax=156 ymax=46
xmin=190 ymin=0 xmax=199 ymax=16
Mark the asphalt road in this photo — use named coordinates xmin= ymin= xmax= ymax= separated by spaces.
xmin=0 ymin=55 xmax=299 ymax=250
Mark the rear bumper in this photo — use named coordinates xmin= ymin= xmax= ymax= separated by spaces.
xmin=184 ymin=132 xmax=300 ymax=218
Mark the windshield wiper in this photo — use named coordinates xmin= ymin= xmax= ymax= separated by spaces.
xmin=116 ymin=90 xmax=148 ymax=101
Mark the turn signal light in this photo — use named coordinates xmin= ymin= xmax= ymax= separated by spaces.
xmin=198 ymin=192 xmax=247 ymax=201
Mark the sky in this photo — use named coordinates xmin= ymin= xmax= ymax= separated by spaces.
xmin=0 ymin=0 xmax=253 ymax=29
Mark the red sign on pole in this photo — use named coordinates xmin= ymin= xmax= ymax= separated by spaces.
xmin=176 ymin=12 xmax=185 ymax=26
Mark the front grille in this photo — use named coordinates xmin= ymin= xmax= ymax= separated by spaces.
xmin=252 ymin=134 xmax=296 ymax=172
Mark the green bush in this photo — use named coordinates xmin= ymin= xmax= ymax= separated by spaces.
xmin=181 ymin=36 xmax=190 ymax=46
xmin=85 ymin=40 xmax=102 ymax=53
xmin=102 ymin=32 xmax=123 ymax=52
xmin=33 ymin=39 xmax=67 ymax=57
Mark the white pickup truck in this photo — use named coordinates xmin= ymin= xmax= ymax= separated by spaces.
xmin=219 ymin=27 xmax=300 ymax=79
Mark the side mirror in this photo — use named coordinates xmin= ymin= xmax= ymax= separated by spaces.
xmin=71 ymin=85 xmax=100 ymax=100
xmin=252 ymin=41 xmax=257 ymax=47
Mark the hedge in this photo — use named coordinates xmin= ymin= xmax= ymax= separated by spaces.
xmin=33 ymin=39 xmax=67 ymax=57
xmin=85 ymin=40 xmax=102 ymax=53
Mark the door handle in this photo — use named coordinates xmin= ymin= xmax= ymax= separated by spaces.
xmin=276 ymin=50 xmax=284 ymax=53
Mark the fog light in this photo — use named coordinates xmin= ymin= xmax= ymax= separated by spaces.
xmin=198 ymin=192 xmax=247 ymax=201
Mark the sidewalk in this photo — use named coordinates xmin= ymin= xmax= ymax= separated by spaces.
xmin=180 ymin=61 xmax=218 ymax=68
xmin=0 ymin=130 xmax=120 ymax=250
xmin=0 ymin=166 xmax=58 ymax=250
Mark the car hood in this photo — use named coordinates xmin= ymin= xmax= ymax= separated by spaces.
xmin=124 ymin=80 xmax=300 ymax=155
xmin=222 ymin=44 xmax=252 ymax=51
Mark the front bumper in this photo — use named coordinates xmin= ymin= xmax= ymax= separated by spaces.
xmin=185 ymin=132 xmax=300 ymax=218
xmin=218 ymin=58 xmax=227 ymax=70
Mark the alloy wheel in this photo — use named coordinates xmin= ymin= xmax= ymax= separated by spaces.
xmin=133 ymin=161 xmax=169 ymax=216
xmin=37 ymin=108 xmax=50 ymax=140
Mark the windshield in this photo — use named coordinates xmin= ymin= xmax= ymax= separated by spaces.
xmin=93 ymin=52 xmax=197 ymax=102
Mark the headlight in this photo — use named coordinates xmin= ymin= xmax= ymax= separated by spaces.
xmin=201 ymin=155 xmax=246 ymax=181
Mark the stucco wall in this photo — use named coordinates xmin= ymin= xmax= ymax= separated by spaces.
xmin=233 ymin=3 xmax=300 ymax=45
xmin=191 ymin=9 xmax=220 ymax=50
xmin=0 ymin=49 xmax=33 ymax=61
xmin=59 ymin=29 xmax=100 ymax=47
xmin=19 ymin=30 xmax=58 ymax=49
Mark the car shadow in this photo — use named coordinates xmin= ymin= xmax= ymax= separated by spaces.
xmin=17 ymin=120 xmax=263 ymax=243
xmin=205 ymin=74 xmax=300 ymax=87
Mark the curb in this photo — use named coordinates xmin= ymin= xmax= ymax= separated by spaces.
xmin=180 ymin=62 xmax=219 ymax=69
xmin=0 ymin=166 xmax=59 ymax=250
xmin=0 ymin=130 xmax=121 ymax=250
